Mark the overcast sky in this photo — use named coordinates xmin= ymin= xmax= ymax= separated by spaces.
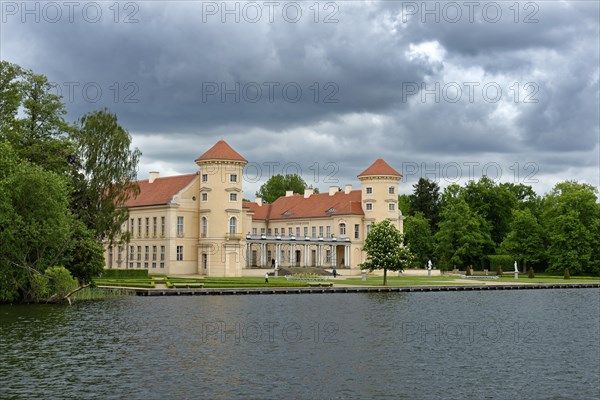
xmin=2 ymin=0 xmax=598 ymax=199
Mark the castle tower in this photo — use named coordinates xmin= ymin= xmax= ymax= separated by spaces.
xmin=195 ymin=140 xmax=247 ymax=276
xmin=358 ymin=158 xmax=403 ymax=235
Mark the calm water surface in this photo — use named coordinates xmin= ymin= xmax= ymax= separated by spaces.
xmin=1 ymin=289 xmax=599 ymax=399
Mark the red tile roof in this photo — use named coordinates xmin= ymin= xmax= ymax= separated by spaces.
xmin=358 ymin=158 xmax=401 ymax=177
xmin=124 ymin=173 xmax=197 ymax=207
xmin=195 ymin=140 xmax=247 ymax=163
xmin=244 ymin=190 xmax=364 ymax=221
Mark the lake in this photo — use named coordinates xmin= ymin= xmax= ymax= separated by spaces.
xmin=1 ymin=289 xmax=599 ymax=399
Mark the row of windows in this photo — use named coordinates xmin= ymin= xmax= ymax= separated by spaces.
xmin=107 ymin=245 xmax=185 ymax=267
xmin=202 ymin=173 xmax=238 ymax=183
xmin=201 ymin=193 xmax=238 ymax=202
xmin=129 ymin=216 xmax=185 ymax=238
xmin=365 ymin=203 xmax=395 ymax=211
xmin=251 ymin=223 xmax=361 ymax=239
xmin=365 ymin=186 xmax=395 ymax=195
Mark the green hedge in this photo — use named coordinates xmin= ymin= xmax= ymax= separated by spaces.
xmin=486 ymin=255 xmax=513 ymax=272
xmin=101 ymin=269 xmax=148 ymax=279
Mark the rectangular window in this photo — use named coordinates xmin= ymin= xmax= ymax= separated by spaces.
xmin=366 ymin=203 xmax=373 ymax=211
xmin=152 ymin=246 xmax=157 ymax=261
xmin=177 ymin=246 xmax=183 ymax=261
xmin=130 ymin=218 xmax=134 ymax=234
xmin=129 ymin=262 xmax=133 ymax=269
xmin=144 ymin=262 xmax=148 ymax=269
xmin=145 ymin=246 xmax=149 ymax=260
xmin=160 ymin=262 xmax=164 ymax=269
xmin=137 ymin=262 xmax=141 ymax=269
xmin=288 ymin=227 xmax=293 ymax=236
xmin=145 ymin=217 xmax=150 ymax=237
xmin=366 ymin=187 xmax=372 ymax=194
xmin=312 ymin=226 xmax=316 ymax=238
xmin=202 ymin=174 xmax=208 ymax=182
xmin=137 ymin=218 xmax=142 ymax=237
xmin=202 ymin=193 xmax=208 ymax=201
xmin=177 ymin=216 xmax=184 ymax=237
xmin=161 ymin=217 xmax=165 ymax=237
xmin=136 ymin=245 xmax=141 ymax=261
xmin=152 ymin=262 xmax=156 ymax=269
xmin=389 ymin=186 xmax=395 ymax=194
xmin=229 ymin=193 xmax=237 ymax=201
xmin=296 ymin=227 xmax=300 ymax=237
xmin=389 ymin=203 xmax=395 ymax=211
xmin=117 ymin=246 xmax=123 ymax=267
xmin=153 ymin=217 xmax=157 ymax=237
xmin=280 ymin=250 xmax=285 ymax=261
xmin=108 ymin=247 xmax=113 ymax=268
xmin=160 ymin=246 xmax=165 ymax=261
xmin=261 ymin=228 xmax=266 ymax=235
xmin=252 ymin=228 xmax=257 ymax=235
xmin=326 ymin=226 xmax=331 ymax=237
xmin=367 ymin=225 xmax=372 ymax=235
xmin=354 ymin=224 xmax=360 ymax=239
xmin=319 ymin=226 xmax=323 ymax=237
xmin=326 ymin=249 xmax=332 ymax=263
xmin=230 ymin=174 xmax=237 ymax=183
xmin=267 ymin=228 xmax=272 ymax=235
xmin=304 ymin=227 xmax=308 ymax=237
xmin=340 ymin=224 xmax=346 ymax=235
xmin=129 ymin=245 xmax=134 ymax=261
xmin=275 ymin=228 xmax=279 ymax=235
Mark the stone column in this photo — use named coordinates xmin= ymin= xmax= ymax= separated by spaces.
xmin=331 ymin=245 xmax=337 ymax=267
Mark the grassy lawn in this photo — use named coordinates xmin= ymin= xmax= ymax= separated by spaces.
xmin=333 ymin=274 xmax=600 ymax=286
xmin=93 ymin=274 xmax=599 ymax=289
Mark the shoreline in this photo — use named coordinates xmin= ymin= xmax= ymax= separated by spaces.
xmin=114 ymin=283 xmax=600 ymax=296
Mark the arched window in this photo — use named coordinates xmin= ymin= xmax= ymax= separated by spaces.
xmin=202 ymin=217 xmax=208 ymax=236
xmin=339 ymin=223 xmax=346 ymax=236
xmin=229 ymin=217 xmax=237 ymax=234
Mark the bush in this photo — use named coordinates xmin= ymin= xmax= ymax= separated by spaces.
xmin=101 ymin=269 xmax=148 ymax=279
xmin=487 ymin=255 xmax=513 ymax=272
xmin=527 ymin=267 xmax=535 ymax=278
xmin=496 ymin=267 xmax=504 ymax=276
xmin=564 ymin=268 xmax=571 ymax=280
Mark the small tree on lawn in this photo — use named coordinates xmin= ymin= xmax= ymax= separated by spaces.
xmin=360 ymin=220 xmax=414 ymax=285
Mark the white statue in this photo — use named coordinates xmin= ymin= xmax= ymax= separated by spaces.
xmin=427 ymin=259 xmax=432 ymax=270
xmin=514 ymin=261 xmax=518 ymax=273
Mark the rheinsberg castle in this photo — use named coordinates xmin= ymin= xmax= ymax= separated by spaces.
xmin=104 ymin=140 xmax=404 ymax=276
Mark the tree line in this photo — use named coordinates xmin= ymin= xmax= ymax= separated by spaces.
xmin=0 ymin=61 xmax=140 ymax=303
xmin=400 ymin=177 xmax=600 ymax=275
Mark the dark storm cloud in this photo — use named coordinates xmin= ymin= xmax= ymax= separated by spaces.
xmin=1 ymin=0 xmax=598 ymax=195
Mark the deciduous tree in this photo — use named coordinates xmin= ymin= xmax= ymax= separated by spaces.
xmin=360 ymin=220 xmax=415 ymax=285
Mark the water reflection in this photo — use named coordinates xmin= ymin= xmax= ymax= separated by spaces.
xmin=1 ymin=290 xmax=599 ymax=399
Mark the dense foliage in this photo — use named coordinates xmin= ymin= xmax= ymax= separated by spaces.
xmin=0 ymin=61 xmax=140 ymax=302
xmin=256 ymin=174 xmax=318 ymax=203
xmin=401 ymin=177 xmax=599 ymax=275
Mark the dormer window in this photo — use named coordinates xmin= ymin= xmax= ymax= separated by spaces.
xmin=327 ymin=207 xmax=336 ymax=213
xmin=283 ymin=211 xmax=292 ymax=217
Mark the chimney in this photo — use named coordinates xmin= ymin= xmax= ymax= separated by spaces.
xmin=149 ymin=171 xmax=160 ymax=183
xmin=304 ymin=188 xmax=313 ymax=198
xmin=329 ymin=186 xmax=338 ymax=196
xmin=286 ymin=190 xmax=293 ymax=197
xmin=255 ymin=197 xmax=262 ymax=206
xmin=344 ymin=184 xmax=352 ymax=194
